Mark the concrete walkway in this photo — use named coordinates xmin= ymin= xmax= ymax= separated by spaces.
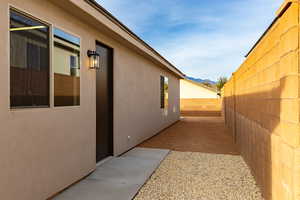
xmin=53 ymin=148 xmax=169 ymax=200
xmin=140 ymin=116 xmax=238 ymax=155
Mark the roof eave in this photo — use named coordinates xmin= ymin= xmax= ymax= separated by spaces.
xmin=85 ymin=0 xmax=185 ymax=78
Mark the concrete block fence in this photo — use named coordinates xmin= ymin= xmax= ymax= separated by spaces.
xmin=222 ymin=1 xmax=300 ymax=199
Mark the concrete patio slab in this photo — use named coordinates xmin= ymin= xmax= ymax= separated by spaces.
xmin=53 ymin=148 xmax=169 ymax=200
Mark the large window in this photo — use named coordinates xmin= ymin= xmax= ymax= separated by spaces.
xmin=53 ymin=28 xmax=80 ymax=106
xmin=160 ymin=76 xmax=169 ymax=109
xmin=10 ymin=10 xmax=50 ymax=108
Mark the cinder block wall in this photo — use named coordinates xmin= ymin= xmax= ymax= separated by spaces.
xmin=180 ymin=98 xmax=221 ymax=116
xmin=223 ymin=1 xmax=300 ymax=200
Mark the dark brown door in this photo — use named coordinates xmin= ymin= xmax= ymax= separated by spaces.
xmin=96 ymin=42 xmax=113 ymax=162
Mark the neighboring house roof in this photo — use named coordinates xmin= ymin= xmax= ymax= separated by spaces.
xmin=52 ymin=0 xmax=185 ymax=78
xmin=184 ymin=79 xmax=218 ymax=93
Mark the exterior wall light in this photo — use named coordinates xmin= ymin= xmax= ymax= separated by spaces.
xmin=87 ymin=50 xmax=100 ymax=70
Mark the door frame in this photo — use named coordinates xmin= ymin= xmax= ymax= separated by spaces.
xmin=96 ymin=40 xmax=114 ymax=162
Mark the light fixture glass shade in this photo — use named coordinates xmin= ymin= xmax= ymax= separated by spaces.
xmin=87 ymin=50 xmax=100 ymax=69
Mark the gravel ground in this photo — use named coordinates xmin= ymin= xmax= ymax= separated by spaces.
xmin=134 ymin=151 xmax=263 ymax=200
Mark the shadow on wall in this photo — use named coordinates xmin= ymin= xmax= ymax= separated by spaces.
xmin=223 ymin=77 xmax=299 ymax=200
xmin=221 ymin=1 xmax=300 ymax=199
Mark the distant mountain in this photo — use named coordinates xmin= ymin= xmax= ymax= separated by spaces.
xmin=186 ymin=76 xmax=216 ymax=85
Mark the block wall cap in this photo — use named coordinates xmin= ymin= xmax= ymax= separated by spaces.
xmin=276 ymin=0 xmax=298 ymax=16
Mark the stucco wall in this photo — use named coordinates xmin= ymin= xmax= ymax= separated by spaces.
xmin=180 ymin=79 xmax=218 ymax=99
xmin=223 ymin=1 xmax=300 ymax=200
xmin=0 ymin=0 xmax=180 ymax=199
xmin=113 ymin=46 xmax=180 ymax=155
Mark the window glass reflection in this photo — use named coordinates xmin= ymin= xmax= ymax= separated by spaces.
xmin=54 ymin=28 xmax=80 ymax=106
xmin=160 ymin=76 xmax=169 ymax=109
xmin=164 ymin=77 xmax=169 ymax=109
xmin=10 ymin=10 xmax=50 ymax=108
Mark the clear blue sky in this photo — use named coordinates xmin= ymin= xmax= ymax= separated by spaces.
xmin=96 ymin=0 xmax=282 ymax=81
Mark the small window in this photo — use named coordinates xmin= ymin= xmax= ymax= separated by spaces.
xmin=10 ymin=9 xmax=50 ymax=108
xmin=53 ymin=28 xmax=80 ymax=107
xmin=160 ymin=76 xmax=169 ymax=109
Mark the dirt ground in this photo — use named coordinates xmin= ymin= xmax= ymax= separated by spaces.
xmin=139 ymin=116 xmax=239 ymax=155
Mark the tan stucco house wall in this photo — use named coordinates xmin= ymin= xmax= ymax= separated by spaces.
xmin=180 ymin=79 xmax=221 ymax=116
xmin=0 ymin=0 xmax=184 ymax=199
xmin=180 ymin=79 xmax=218 ymax=99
